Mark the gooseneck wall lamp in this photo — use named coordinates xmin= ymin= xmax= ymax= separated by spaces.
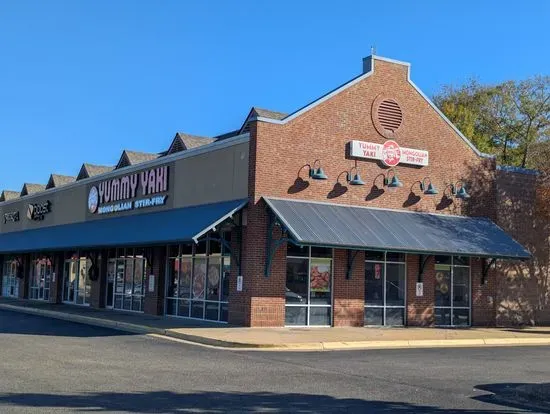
xmin=308 ymin=159 xmax=328 ymax=180
xmin=384 ymin=168 xmax=403 ymax=188
xmin=346 ymin=165 xmax=365 ymax=186
xmin=451 ymin=180 xmax=471 ymax=199
xmin=420 ymin=177 xmax=439 ymax=195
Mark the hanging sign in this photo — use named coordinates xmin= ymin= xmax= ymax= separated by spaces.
xmin=88 ymin=165 xmax=169 ymax=215
xmin=236 ymin=275 xmax=243 ymax=292
xmin=350 ymin=140 xmax=429 ymax=166
xmin=416 ymin=282 xmax=424 ymax=297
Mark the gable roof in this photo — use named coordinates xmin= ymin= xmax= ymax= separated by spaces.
xmin=239 ymin=107 xmax=288 ymax=134
xmin=21 ymin=183 xmax=45 ymax=197
xmin=0 ymin=190 xmax=19 ymax=202
xmin=116 ymin=150 xmax=160 ymax=169
xmin=244 ymin=55 xmax=487 ymax=158
xmin=167 ymin=133 xmax=217 ymax=155
xmin=76 ymin=163 xmax=114 ymax=181
xmin=46 ymin=174 xmax=76 ymax=189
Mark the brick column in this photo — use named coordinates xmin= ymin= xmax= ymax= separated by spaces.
xmin=471 ymin=258 xmax=497 ymax=326
xmin=89 ymin=250 xmax=107 ymax=309
xmin=18 ymin=254 xmax=29 ymax=299
xmin=143 ymin=247 xmax=166 ymax=315
xmin=333 ymin=249 xmax=365 ymax=326
xmin=407 ymin=254 xmax=435 ymax=326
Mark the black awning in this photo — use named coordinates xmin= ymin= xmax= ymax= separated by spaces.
xmin=0 ymin=199 xmax=247 ymax=253
xmin=263 ymin=197 xmax=530 ymax=260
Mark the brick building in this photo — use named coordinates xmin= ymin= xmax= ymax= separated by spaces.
xmin=0 ymin=55 xmax=545 ymax=328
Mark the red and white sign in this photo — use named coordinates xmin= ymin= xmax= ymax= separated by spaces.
xmin=350 ymin=140 xmax=429 ymax=167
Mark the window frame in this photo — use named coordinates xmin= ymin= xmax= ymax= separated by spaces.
xmin=434 ymin=256 xmax=472 ymax=327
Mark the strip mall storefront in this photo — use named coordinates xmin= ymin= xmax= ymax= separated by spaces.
xmin=0 ymin=55 xmax=536 ymax=328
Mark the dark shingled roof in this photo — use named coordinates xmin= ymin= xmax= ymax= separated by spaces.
xmin=240 ymin=107 xmax=288 ymax=134
xmin=21 ymin=183 xmax=46 ymax=196
xmin=116 ymin=150 xmax=160 ymax=169
xmin=167 ymin=133 xmax=217 ymax=155
xmin=77 ymin=163 xmax=114 ymax=180
xmin=252 ymin=108 xmax=288 ymax=120
xmin=46 ymin=174 xmax=76 ymax=189
xmin=0 ymin=190 xmax=19 ymax=202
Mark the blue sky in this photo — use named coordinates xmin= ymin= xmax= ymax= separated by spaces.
xmin=1 ymin=1 xmax=549 ymax=191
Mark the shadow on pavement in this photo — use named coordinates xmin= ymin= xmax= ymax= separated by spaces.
xmin=473 ymin=382 xmax=550 ymax=413
xmin=0 ymin=309 xmax=134 ymax=338
xmin=504 ymin=328 xmax=550 ymax=335
xmin=0 ymin=390 xmax=522 ymax=413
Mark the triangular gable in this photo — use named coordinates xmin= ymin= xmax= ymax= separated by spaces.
xmin=115 ymin=151 xmax=131 ymax=169
xmin=166 ymin=133 xmax=217 ymax=155
xmin=0 ymin=190 xmax=19 ymax=202
xmin=46 ymin=174 xmax=76 ymax=189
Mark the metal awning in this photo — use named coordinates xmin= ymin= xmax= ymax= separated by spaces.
xmin=0 ymin=199 xmax=247 ymax=253
xmin=263 ymin=197 xmax=530 ymax=260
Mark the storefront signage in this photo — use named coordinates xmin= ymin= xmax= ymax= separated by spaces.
xmin=3 ymin=211 xmax=20 ymax=224
xmin=236 ymin=275 xmax=243 ymax=292
xmin=88 ymin=165 xmax=169 ymax=215
xmin=350 ymin=140 xmax=429 ymax=167
xmin=416 ymin=282 xmax=424 ymax=297
xmin=148 ymin=274 xmax=155 ymax=293
xmin=27 ymin=201 xmax=52 ymax=221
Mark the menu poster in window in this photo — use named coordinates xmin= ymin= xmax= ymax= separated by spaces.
xmin=375 ymin=264 xmax=382 ymax=280
xmin=310 ymin=262 xmax=330 ymax=293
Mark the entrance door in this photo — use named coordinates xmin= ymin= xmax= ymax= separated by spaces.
xmin=29 ymin=258 xmax=52 ymax=301
xmin=364 ymin=252 xmax=407 ymax=326
xmin=434 ymin=256 xmax=471 ymax=326
xmin=63 ymin=257 xmax=91 ymax=306
xmin=2 ymin=260 xmax=19 ymax=298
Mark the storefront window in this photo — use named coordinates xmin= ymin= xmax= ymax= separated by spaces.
xmin=365 ymin=251 xmax=406 ymax=326
xmin=434 ymin=256 xmax=470 ymax=326
xmin=285 ymin=246 xmax=332 ymax=326
xmin=2 ymin=259 xmax=19 ymax=298
xmin=165 ymin=232 xmax=231 ymax=323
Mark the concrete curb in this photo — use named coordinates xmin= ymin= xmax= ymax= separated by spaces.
xmin=2 ymin=303 xmax=550 ymax=351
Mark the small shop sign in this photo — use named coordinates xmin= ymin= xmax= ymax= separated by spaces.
xmin=416 ymin=282 xmax=424 ymax=297
xmin=3 ymin=211 xmax=20 ymax=224
xmin=27 ymin=201 xmax=52 ymax=221
xmin=88 ymin=165 xmax=169 ymax=215
xmin=350 ymin=140 xmax=429 ymax=167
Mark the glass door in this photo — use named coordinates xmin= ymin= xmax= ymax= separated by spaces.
xmin=29 ymin=257 xmax=52 ymax=301
xmin=364 ymin=252 xmax=406 ymax=326
xmin=63 ymin=257 xmax=91 ymax=306
xmin=434 ymin=256 xmax=471 ymax=326
xmin=2 ymin=260 xmax=19 ymax=298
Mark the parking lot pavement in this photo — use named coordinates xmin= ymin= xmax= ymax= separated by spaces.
xmin=0 ymin=309 xmax=549 ymax=413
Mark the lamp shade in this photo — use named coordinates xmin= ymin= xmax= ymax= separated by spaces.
xmin=424 ymin=183 xmax=439 ymax=195
xmin=456 ymin=186 xmax=470 ymax=199
xmin=387 ymin=175 xmax=403 ymax=188
xmin=349 ymin=173 xmax=365 ymax=186
xmin=311 ymin=167 xmax=328 ymax=180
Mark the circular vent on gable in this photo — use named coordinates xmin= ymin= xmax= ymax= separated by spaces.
xmin=378 ymin=100 xmax=402 ymax=132
xmin=372 ymin=94 xmax=404 ymax=139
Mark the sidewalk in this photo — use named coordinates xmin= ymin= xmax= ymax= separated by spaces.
xmin=1 ymin=297 xmax=550 ymax=351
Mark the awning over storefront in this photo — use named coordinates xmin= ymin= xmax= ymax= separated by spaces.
xmin=0 ymin=199 xmax=247 ymax=253
xmin=263 ymin=197 xmax=530 ymax=259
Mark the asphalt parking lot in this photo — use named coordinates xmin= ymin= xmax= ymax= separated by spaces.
xmin=0 ymin=309 xmax=549 ymax=413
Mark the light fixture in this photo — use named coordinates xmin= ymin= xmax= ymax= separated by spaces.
xmin=384 ymin=168 xmax=403 ymax=188
xmin=420 ymin=177 xmax=439 ymax=195
xmin=346 ymin=166 xmax=365 ymax=186
xmin=451 ymin=180 xmax=471 ymax=199
xmin=308 ymin=159 xmax=328 ymax=180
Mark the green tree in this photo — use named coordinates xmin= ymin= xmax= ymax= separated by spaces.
xmin=434 ymin=76 xmax=550 ymax=168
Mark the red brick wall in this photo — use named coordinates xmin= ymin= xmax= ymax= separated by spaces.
xmin=238 ymin=57 xmax=498 ymax=327
xmin=495 ymin=169 xmax=549 ymax=326
xmin=144 ymin=247 xmax=165 ymax=316
xmin=407 ymin=255 xmax=435 ymax=326
xmin=333 ymin=249 xmax=365 ymax=327
xmin=471 ymin=258 xmax=497 ymax=326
